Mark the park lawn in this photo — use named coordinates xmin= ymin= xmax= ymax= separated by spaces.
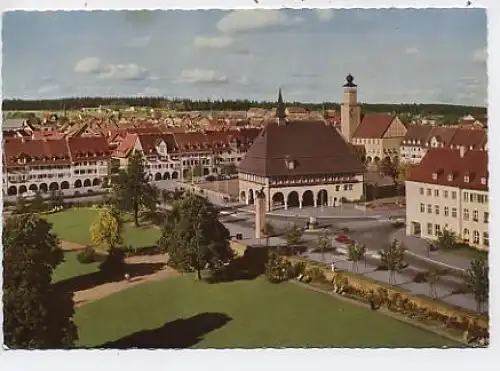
xmin=44 ymin=208 xmax=161 ymax=248
xmin=52 ymin=251 xmax=101 ymax=283
xmin=75 ymin=276 xmax=459 ymax=349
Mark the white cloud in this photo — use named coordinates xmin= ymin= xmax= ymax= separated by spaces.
xmin=217 ymin=10 xmax=303 ymax=34
xmin=237 ymin=75 xmax=249 ymax=86
xmin=194 ymin=36 xmax=234 ymax=49
xmin=125 ymin=36 xmax=151 ymax=48
xmin=404 ymin=46 xmax=420 ymax=55
xmin=175 ymin=69 xmax=229 ymax=84
xmin=74 ymin=57 xmax=149 ymax=80
xmin=99 ymin=64 xmax=149 ymax=80
xmin=315 ymin=9 xmax=334 ymax=22
xmin=74 ymin=57 xmax=102 ymax=73
xmin=37 ymin=84 xmax=60 ymax=95
xmin=472 ymin=47 xmax=487 ymax=62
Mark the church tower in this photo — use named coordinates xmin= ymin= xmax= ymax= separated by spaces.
xmin=340 ymin=74 xmax=361 ymax=143
xmin=276 ymin=88 xmax=287 ymax=126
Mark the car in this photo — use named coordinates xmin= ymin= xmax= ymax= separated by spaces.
xmin=335 ymin=235 xmax=353 ymax=244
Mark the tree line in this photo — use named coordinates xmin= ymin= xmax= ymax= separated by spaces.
xmin=3 ymin=97 xmax=487 ymax=117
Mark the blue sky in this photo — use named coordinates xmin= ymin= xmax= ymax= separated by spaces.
xmin=2 ymin=8 xmax=487 ymax=105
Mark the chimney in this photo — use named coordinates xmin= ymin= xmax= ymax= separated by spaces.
xmin=459 ymin=145 xmax=466 ymax=158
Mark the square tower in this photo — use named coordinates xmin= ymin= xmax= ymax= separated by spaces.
xmin=340 ymin=74 xmax=361 ymax=143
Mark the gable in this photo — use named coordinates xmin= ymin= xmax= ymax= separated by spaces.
xmin=382 ymin=117 xmax=407 ymax=138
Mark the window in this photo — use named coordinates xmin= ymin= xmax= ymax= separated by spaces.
xmin=434 ymin=189 xmax=439 ymax=197
xmin=473 ymin=210 xmax=479 ymax=222
xmin=484 ymin=212 xmax=489 ymax=224
xmin=451 ymin=191 xmax=456 ymax=199
xmin=483 ymin=232 xmax=489 ymax=247
xmin=343 ymin=185 xmax=348 ymax=191
xmin=463 ymin=192 xmax=469 ymax=202
xmin=427 ymin=223 xmax=433 ymax=235
xmin=463 ymin=209 xmax=469 ymax=221
xmin=473 ymin=231 xmax=480 ymax=244
xmin=419 ymin=187 xmax=424 ymax=195
xmin=464 ymin=175 xmax=470 ymax=183
xmin=427 ymin=204 xmax=432 ymax=214
xmin=463 ymin=228 xmax=470 ymax=241
xmin=427 ymin=188 xmax=432 ymax=196
xmin=435 ymin=205 xmax=440 ymax=215
xmin=444 ymin=206 xmax=449 ymax=217
xmin=434 ymin=224 xmax=441 ymax=236
xmin=348 ymin=184 xmax=353 ymax=191
xmin=420 ymin=203 xmax=425 ymax=213
xmin=444 ymin=190 xmax=448 ymax=198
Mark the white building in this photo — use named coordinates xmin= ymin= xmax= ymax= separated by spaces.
xmin=405 ymin=146 xmax=489 ymax=251
xmin=3 ymin=136 xmax=111 ymax=197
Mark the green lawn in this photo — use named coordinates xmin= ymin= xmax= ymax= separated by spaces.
xmin=75 ymin=276 xmax=459 ymax=349
xmin=44 ymin=208 xmax=161 ymax=248
xmin=52 ymin=251 xmax=101 ymax=283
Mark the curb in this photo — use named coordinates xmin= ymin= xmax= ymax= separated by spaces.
xmin=236 ymin=207 xmax=385 ymax=220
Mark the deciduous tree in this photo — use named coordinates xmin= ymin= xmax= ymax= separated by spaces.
xmin=436 ymin=228 xmax=458 ymax=250
xmin=347 ymin=242 xmax=366 ymax=273
xmin=379 ymin=239 xmax=407 ymax=285
xmin=284 ymin=223 xmax=303 ymax=255
xmin=90 ymin=205 xmax=123 ymax=251
xmin=464 ymin=258 xmax=489 ymax=314
xmin=3 ymin=214 xmax=78 ymax=348
xmin=316 ymin=230 xmax=332 ymax=263
xmin=110 ymin=151 xmax=158 ymax=226
xmin=158 ymin=191 xmax=233 ymax=280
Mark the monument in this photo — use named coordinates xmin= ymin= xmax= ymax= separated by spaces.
xmin=255 ymin=187 xmax=266 ymax=239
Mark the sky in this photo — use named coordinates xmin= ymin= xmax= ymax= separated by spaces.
xmin=1 ymin=8 xmax=487 ymax=106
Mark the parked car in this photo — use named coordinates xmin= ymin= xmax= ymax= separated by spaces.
xmin=205 ymin=175 xmax=216 ymax=182
xmin=335 ymin=235 xmax=353 ymax=244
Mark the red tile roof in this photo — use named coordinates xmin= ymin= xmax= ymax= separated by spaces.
xmin=352 ymin=113 xmax=395 ymax=139
xmin=407 ymin=148 xmax=488 ymax=191
xmin=66 ymin=136 xmax=112 ymax=161
xmin=137 ymin=133 xmax=178 ymax=156
xmin=3 ymin=137 xmax=71 ymax=167
xmin=112 ymin=133 xmax=138 ymax=158
xmin=449 ymin=128 xmax=487 ymax=150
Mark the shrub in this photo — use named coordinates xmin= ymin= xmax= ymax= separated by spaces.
xmin=74 ymin=191 xmax=81 ymax=197
xmin=306 ymin=266 xmax=327 ymax=283
xmin=87 ymin=189 xmax=94 ymax=194
xmin=77 ymin=246 xmax=98 ymax=264
xmin=265 ymin=251 xmax=292 ymax=284
xmin=289 ymin=261 xmax=307 ymax=278
xmin=99 ymin=248 xmax=126 ymax=277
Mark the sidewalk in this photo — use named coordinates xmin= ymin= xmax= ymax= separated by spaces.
xmin=389 ymin=229 xmax=473 ymax=271
xmin=238 ymin=204 xmax=405 ymax=220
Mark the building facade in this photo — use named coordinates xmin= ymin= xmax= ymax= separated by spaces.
xmin=238 ymin=88 xmax=366 ymax=212
xmin=405 ymin=147 xmax=488 ymax=250
xmin=3 ymin=136 xmax=111 ymax=196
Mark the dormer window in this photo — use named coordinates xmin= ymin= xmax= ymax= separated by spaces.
xmin=432 ymin=172 xmax=438 ymax=180
xmin=481 ymin=177 xmax=487 ymax=185
xmin=464 ymin=175 xmax=470 ymax=183
xmin=447 ymin=173 xmax=454 ymax=181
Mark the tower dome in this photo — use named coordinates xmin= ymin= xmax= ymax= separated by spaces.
xmin=343 ymin=73 xmax=357 ymax=88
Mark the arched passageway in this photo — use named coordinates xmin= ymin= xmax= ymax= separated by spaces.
xmin=317 ymin=189 xmax=328 ymax=207
xmin=7 ymin=186 xmax=17 ymax=196
xmin=61 ymin=181 xmax=70 ymax=190
xmin=301 ymin=190 xmax=315 ymax=207
xmin=272 ymin=192 xmax=285 ymax=208
xmin=240 ymin=191 xmax=246 ymax=203
xmin=29 ymin=184 xmax=38 ymax=192
xmin=39 ymin=183 xmax=48 ymax=193
xmin=248 ymin=189 xmax=255 ymax=205
xmin=154 ymin=173 xmax=162 ymax=181
xmin=287 ymin=191 xmax=300 ymax=208
xmin=171 ymin=171 xmax=179 ymax=179
xmin=92 ymin=178 xmax=101 ymax=186
xmin=19 ymin=185 xmax=28 ymax=194
xmin=49 ymin=182 xmax=59 ymax=191
xmin=74 ymin=180 xmax=82 ymax=188
xmin=163 ymin=172 xmax=170 ymax=180
xmin=83 ymin=179 xmax=91 ymax=187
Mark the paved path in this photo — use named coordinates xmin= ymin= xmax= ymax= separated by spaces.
xmin=390 ymin=228 xmax=473 ymax=271
xmin=73 ymin=254 xmax=179 ymax=307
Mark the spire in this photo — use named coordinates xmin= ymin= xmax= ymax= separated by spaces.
xmin=276 ymin=87 xmax=287 ymax=125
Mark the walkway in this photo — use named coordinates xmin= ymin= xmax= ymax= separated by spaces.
xmin=238 ymin=204 xmax=405 ymax=220
xmin=389 ymin=228 xmax=473 ymax=271
xmin=73 ymin=254 xmax=179 ymax=307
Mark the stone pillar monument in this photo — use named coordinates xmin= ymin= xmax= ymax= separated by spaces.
xmin=255 ymin=188 xmax=266 ymax=239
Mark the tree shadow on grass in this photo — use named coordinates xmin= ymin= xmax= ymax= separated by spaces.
xmin=53 ymin=262 xmax=166 ymax=294
xmin=96 ymin=312 xmax=232 ymax=349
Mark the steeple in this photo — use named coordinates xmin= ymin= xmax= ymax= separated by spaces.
xmin=276 ymin=87 xmax=287 ymax=125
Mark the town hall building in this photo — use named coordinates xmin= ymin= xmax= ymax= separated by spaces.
xmin=238 ymin=84 xmax=367 ymax=212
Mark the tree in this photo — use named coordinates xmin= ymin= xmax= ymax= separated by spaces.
xmin=316 ymin=230 xmax=332 ymax=263
xmin=435 ymin=228 xmax=458 ymax=250
xmin=160 ymin=189 xmax=170 ymax=205
xmin=464 ymin=258 xmax=489 ymax=314
xmin=347 ymin=242 xmax=366 ymax=273
xmin=379 ymin=239 xmax=407 ymax=285
xmin=263 ymin=221 xmax=275 ymax=247
xmin=220 ymin=163 xmax=237 ymax=175
xmin=265 ymin=251 xmax=292 ymax=283
xmin=110 ymin=151 xmax=158 ymax=226
xmin=158 ymin=191 xmax=233 ymax=280
xmin=90 ymin=206 xmax=123 ymax=251
xmin=284 ymin=223 xmax=303 ymax=255
xmin=30 ymin=191 xmax=46 ymax=212
xmin=14 ymin=195 xmax=27 ymax=214
xmin=3 ymin=214 xmax=78 ymax=348
xmin=395 ymin=162 xmax=415 ymax=196
xmin=49 ymin=190 xmax=64 ymax=209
